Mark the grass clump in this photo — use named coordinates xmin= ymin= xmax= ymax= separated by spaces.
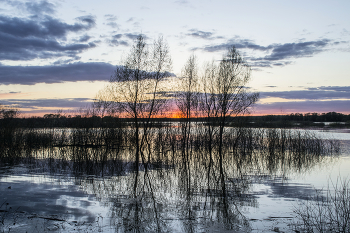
xmin=294 ymin=178 xmax=350 ymax=233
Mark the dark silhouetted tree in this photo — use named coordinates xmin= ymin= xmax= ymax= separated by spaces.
xmin=199 ymin=46 xmax=259 ymax=157
xmin=101 ymin=35 xmax=172 ymax=194
xmin=176 ymin=54 xmax=199 ymax=156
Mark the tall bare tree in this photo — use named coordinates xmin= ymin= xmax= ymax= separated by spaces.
xmin=200 ymin=46 xmax=259 ymax=155
xmin=197 ymin=46 xmax=259 ymax=215
xmin=176 ymin=54 xmax=199 ymax=155
xmin=106 ymin=35 xmax=171 ymax=187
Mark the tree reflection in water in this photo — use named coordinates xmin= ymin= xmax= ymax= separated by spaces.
xmin=0 ymin=125 xmax=339 ymax=232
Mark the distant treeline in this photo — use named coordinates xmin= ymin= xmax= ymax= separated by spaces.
xmin=0 ymin=114 xmax=124 ymax=128
xmin=0 ymin=111 xmax=349 ymax=129
xmin=254 ymin=112 xmax=350 ymax=122
xmin=238 ymin=112 xmax=350 ymax=128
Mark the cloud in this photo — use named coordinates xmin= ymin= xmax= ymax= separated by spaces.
xmin=255 ymin=86 xmax=350 ymax=114
xmin=24 ymin=0 xmax=56 ymax=15
xmin=187 ymin=29 xmax=213 ymax=39
xmin=258 ymin=40 xmax=331 ymax=61
xmin=193 ymin=37 xmax=340 ymax=68
xmin=125 ymin=17 xmax=143 ymax=28
xmin=0 ymin=14 xmax=96 ymax=61
xmin=315 ymin=86 xmax=350 ymax=92
xmin=78 ymin=34 xmax=91 ymax=42
xmin=255 ymin=100 xmax=350 ymax=114
xmin=1 ymin=0 xmax=56 ymax=15
xmin=1 ymin=98 xmax=93 ymax=110
xmin=186 ymin=29 xmax=225 ymax=40
xmin=105 ymin=14 xmax=117 ymax=21
xmin=0 ymin=15 xmax=95 ymax=38
xmin=197 ymin=37 xmax=269 ymax=52
xmin=104 ymin=14 xmax=119 ymax=28
xmin=0 ymin=62 xmax=115 ymax=85
xmin=106 ymin=21 xmax=119 ymax=28
xmin=108 ymin=34 xmax=129 ymax=46
xmin=160 ymin=87 xmax=350 ymax=114
xmin=0 ymin=91 xmax=24 ymax=98
xmin=124 ymin=33 xmax=141 ymax=40
xmin=106 ymin=33 xmax=141 ymax=47
xmin=126 ymin=17 xmax=136 ymax=23
xmin=260 ymin=86 xmax=350 ymax=100
xmin=0 ymin=33 xmax=96 ymax=60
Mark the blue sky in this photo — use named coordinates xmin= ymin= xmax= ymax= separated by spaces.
xmin=0 ymin=0 xmax=349 ymax=116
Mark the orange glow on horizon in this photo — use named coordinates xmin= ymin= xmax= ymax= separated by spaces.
xmin=18 ymin=108 xmax=350 ymax=118
xmin=169 ymin=111 xmax=185 ymax=119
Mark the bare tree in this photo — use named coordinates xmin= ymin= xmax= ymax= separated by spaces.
xmin=92 ymin=88 xmax=116 ymax=118
xmin=105 ymin=35 xmax=172 ymax=180
xmin=110 ymin=35 xmax=171 ymax=119
xmin=0 ymin=104 xmax=19 ymax=119
xmin=199 ymin=46 xmax=259 ymax=155
xmin=176 ymin=54 xmax=199 ymax=155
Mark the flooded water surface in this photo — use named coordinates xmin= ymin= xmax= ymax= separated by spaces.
xmin=0 ymin=127 xmax=348 ymax=232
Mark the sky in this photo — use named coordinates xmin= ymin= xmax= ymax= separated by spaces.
xmin=0 ymin=0 xmax=349 ymax=117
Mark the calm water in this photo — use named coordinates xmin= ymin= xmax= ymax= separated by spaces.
xmin=0 ymin=128 xmax=349 ymax=232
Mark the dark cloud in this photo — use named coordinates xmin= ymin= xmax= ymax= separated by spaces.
xmin=25 ymin=0 xmax=56 ymax=15
xmin=256 ymin=87 xmax=350 ymax=114
xmin=160 ymin=87 xmax=350 ymax=114
xmin=150 ymin=89 xmax=257 ymax=103
xmin=186 ymin=29 xmax=225 ymax=40
xmin=106 ymin=22 xmax=119 ymax=28
xmin=106 ymin=33 xmax=141 ymax=47
xmin=0 ymin=15 xmax=96 ymax=61
xmin=0 ymin=15 xmax=95 ymax=38
xmin=315 ymin=86 xmax=350 ymax=92
xmin=108 ymin=34 xmax=129 ymax=46
xmin=259 ymin=40 xmax=331 ymax=61
xmin=113 ymin=66 xmax=175 ymax=83
xmin=193 ymin=37 xmax=338 ymax=68
xmin=1 ymin=98 xmax=92 ymax=110
xmin=124 ymin=33 xmax=141 ymax=40
xmin=196 ymin=37 xmax=269 ymax=52
xmin=78 ymin=34 xmax=91 ymax=42
xmin=0 ymin=62 xmax=115 ymax=85
xmin=104 ymin=14 xmax=119 ymax=28
xmin=112 ymin=34 xmax=122 ymax=39
xmin=2 ymin=0 xmax=56 ymax=15
xmin=75 ymin=15 xmax=96 ymax=27
xmin=0 ymin=33 xmax=96 ymax=60
xmin=187 ymin=29 xmax=213 ymax=39
xmin=255 ymin=100 xmax=350 ymax=114
xmin=261 ymin=86 xmax=350 ymax=100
